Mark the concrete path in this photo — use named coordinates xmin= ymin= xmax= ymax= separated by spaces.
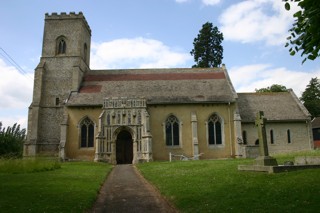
xmin=90 ymin=164 xmax=178 ymax=213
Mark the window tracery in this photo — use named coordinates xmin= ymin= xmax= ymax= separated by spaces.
xmin=165 ymin=115 xmax=180 ymax=146
xmin=208 ymin=114 xmax=222 ymax=145
xmin=80 ymin=117 xmax=94 ymax=148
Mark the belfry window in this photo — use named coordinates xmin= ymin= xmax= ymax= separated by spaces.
xmin=57 ymin=39 xmax=66 ymax=54
xmin=80 ymin=117 xmax=94 ymax=148
xmin=208 ymin=114 xmax=222 ymax=145
xmin=165 ymin=115 xmax=180 ymax=146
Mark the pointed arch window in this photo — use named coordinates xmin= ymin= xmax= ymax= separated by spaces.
xmin=165 ymin=115 xmax=180 ymax=146
xmin=57 ymin=37 xmax=66 ymax=54
xmin=80 ymin=117 xmax=94 ymax=148
xmin=208 ymin=114 xmax=222 ymax=145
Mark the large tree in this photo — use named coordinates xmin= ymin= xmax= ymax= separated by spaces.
xmin=190 ymin=22 xmax=223 ymax=68
xmin=300 ymin=77 xmax=320 ymax=118
xmin=255 ymin=84 xmax=289 ymax=93
xmin=284 ymin=0 xmax=320 ymax=63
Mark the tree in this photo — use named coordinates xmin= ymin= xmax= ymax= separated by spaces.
xmin=0 ymin=122 xmax=26 ymax=158
xmin=190 ymin=22 xmax=223 ymax=68
xmin=300 ymin=77 xmax=320 ymax=118
xmin=284 ymin=0 xmax=320 ymax=63
xmin=255 ymin=84 xmax=289 ymax=93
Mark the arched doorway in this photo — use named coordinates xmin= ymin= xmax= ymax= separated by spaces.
xmin=116 ymin=130 xmax=133 ymax=164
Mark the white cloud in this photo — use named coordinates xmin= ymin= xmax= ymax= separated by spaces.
xmin=219 ymin=0 xmax=299 ymax=46
xmin=229 ymin=64 xmax=320 ymax=96
xmin=0 ymin=59 xmax=33 ymax=128
xmin=0 ymin=112 xmax=28 ymax=130
xmin=0 ymin=59 xmax=33 ymax=108
xmin=90 ymin=37 xmax=191 ymax=69
xmin=202 ymin=0 xmax=221 ymax=6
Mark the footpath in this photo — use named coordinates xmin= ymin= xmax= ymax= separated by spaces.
xmin=90 ymin=164 xmax=178 ymax=213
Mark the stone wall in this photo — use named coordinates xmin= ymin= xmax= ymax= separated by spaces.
xmin=241 ymin=121 xmax=312 ymax=156
xmin=65 ymin=106 xmax=102 ymax=160
xmin=149 ymin=103 xmax=237 ymax=161
xmin=63 ymin=102 xmax=237 ymax=161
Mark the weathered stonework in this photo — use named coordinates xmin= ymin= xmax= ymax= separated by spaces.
xmin=94 ymin=97 xmax=152 ymax=164
xmin=24 ymin=12 xmax=91 ymax=157
xmin=24 ymin=12 xmax=313 ymax=163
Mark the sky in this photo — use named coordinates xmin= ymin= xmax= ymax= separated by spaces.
xmin=0 ymin=0 xmax=319 ymax=129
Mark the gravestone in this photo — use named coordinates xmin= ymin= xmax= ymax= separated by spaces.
xmin=254 ymin=111 xmax=278 ymax=166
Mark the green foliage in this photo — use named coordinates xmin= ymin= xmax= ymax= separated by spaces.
xmin=0 ymin=122 xmax=26 ymax=158
xmin=284 ymin=0 xmax=320 ymax=63
xmin=300 ymin=77 xmax=320 ymax=118
xmin=138 ymin=153 xmax=320 ymax=213
xmin=0 ymin=161 xmax=112 ymax=212
xmin=190 ymin=22 xmax=224 ymax=68
xmin=255 ymin=84 xmax=289 ymax=93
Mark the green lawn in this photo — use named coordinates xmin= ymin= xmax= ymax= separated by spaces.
xmin=0 ymin=160 xmax=112 ymax=213
xmin=0 ymin=151 xmax=319 ymax=213
xmin=137 ymin=151 xmax=320 ymax=213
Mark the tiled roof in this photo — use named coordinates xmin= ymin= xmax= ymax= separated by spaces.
xmin=312 ymin=117 xmax=320 ymax=128
xmin=66 ymin=67 xmax=238 ymax=106
xmin=237 ymin=90 xmax=311 ymax=122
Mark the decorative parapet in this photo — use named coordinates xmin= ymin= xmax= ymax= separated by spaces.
xmin=103 ymin=97 xmax=146 ymax=109
xmin=46 ymin=11 xmax=84 ymax=18
xmin=45 ymin=12 xmax=91 ymax=34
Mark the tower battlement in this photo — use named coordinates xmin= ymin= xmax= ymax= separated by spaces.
xmin=45 ymin=12 xmax=91 ymax=34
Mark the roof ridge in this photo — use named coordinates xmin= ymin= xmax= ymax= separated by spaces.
xmin=288 ymin=89 xmax=311 ymax=118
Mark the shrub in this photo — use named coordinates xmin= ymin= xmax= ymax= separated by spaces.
xmin=0 ymin=122 xmax=26 ymax=158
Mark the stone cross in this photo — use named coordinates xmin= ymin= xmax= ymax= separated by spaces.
xmin=255 ymin=111 xmax=269 ymax=157
xmin=254 ymin=111 xmax=278 ymax=166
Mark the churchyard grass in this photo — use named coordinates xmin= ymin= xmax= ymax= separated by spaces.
xmin=0 ymin=160 xmax=112 ymax=212
xmin=137 ymin=150 xmax=320 ymax=213
xmin=0 ymin=157 xmax=61 ymax=173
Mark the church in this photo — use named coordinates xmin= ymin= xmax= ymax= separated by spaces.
xmin=23 ymin=12 xmax=313 ymax=164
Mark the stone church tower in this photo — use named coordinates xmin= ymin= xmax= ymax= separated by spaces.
xmin=24 ymin=12 xmax=91 ymax=156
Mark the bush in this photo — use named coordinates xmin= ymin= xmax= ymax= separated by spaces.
xmin=0 ymin=122 xmax=26 ymax=158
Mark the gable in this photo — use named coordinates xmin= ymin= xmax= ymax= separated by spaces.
xmin=237 ymin=90 xmax=310 ymax=122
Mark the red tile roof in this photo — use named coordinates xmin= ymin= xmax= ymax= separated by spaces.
xmin=84 ymin=72 xmax=225 ymax=82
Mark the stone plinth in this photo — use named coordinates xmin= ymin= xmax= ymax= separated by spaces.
xmin=238 ymin=164 xmax=320 ymax=173
xmin=255 ymin=156 xmax=278 ymax=166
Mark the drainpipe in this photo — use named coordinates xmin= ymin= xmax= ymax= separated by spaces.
xmin=228 ymin=102 xmax=233 ymax=157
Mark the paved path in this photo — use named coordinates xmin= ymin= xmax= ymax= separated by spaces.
xmin=90 ymin=164 xmax=178 ymax=213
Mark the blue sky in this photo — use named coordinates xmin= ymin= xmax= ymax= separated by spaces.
xmin=0 ymin=0 xmax=319 ymax=129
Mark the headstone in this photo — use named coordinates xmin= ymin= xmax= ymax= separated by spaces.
xmin=254 ymin=111 xmax=278 ymax=166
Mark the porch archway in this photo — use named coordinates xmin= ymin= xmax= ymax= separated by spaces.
xmin=116 ymin=130 xmax=133 ymax=164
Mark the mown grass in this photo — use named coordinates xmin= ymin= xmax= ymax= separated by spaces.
xmin=137 ymin=150 xmax=320 ymax=213
xmin=0 ymin=160 xmax=112 ymax=213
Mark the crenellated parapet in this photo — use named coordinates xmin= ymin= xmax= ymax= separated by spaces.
xmin=45 ymin=12 xmax=91 ymax=34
